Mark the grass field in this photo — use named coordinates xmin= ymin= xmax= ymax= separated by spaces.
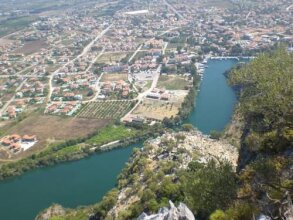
xmin=33 ymin=125 xmax=137 ymax=163
xmin=100 ymin=73 xmax=128 ymax=82
xmin=0 ymin=16 xmax=36 ymax=37
xmin=157 ymin=75 xmax=189 ymax=90
xmin=97 ymin=52 xmax=129 ymax=64
xmin=86 ymin=125 xmax=137 ymax=145
xmin=77 ymin=101 xmax=136 ymax=119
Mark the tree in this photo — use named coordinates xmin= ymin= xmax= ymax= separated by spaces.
xmin=210 ymin=130 xmax=222 ymax=140
xmin=231 ymin=44 xmax=242 ymax=55
xmin=177 ymin=45 xmax=183 ymax=54
xmin=87 ymin=89 xmax=94 ymax=97
xmin=156 ymin=55 xmax=164 ymax=64
xmin=175 ymin=134 xmax=186 ymax=145
xmin=182 ymin=124 xmax=194 ymax=131
xmin=182 ymin=160 xmax=237 ymax=219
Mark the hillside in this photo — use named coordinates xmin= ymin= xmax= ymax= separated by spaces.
xmin=226 ymin=48 xmax=293 ymax=219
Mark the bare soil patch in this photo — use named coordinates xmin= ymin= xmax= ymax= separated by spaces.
xmin=13 ymin=40 xmax=48 ymax=55
xmin=0 ymin=38 xmax=14 ymax=46
xmin=100 ymin=73 xmax=128 ymax=82
xmin=133 ymin=90 xmax=188 ymax=120
xmin=4 ymin=114 xmax=110 ymax=158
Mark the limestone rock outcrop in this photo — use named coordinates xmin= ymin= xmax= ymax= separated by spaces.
xmin=137 ymin=201 xmax=195 ymax=220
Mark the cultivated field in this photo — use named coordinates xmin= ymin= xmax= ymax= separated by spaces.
xmin=77 ymin=101 xmax=136 ymax=119
xmin=157 ymin=75 xmax=189 ymax=90
xmin=100 ymin=73 xmax=128 ymax=82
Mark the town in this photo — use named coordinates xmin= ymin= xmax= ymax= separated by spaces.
xmin=0 ymin=0 xmax=292 ymax=158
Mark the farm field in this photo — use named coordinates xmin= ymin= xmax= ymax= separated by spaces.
xmin=157 ymin=75 xmax=190 ymax=90
xmin=77 ymin=101 xmax=136 ymax=119
xmin=100 ymin=73 xmax=128 ymax=82
xmin=3 ymin=114 xmax=110 ymax=158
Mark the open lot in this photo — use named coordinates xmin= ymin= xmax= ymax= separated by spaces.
xmin=0 ymin=38 xmax=14 ymax=46
xmin=13 ymin=40 xmax=48 ymax=55
xmin=97 ymin=52 xmax=129 ymax=64
xmin=100 ymin=73 xmax=128 ymax=82
xmin=133 ymin=90 xmax=188 ymax=120
xmin=3 ymin=114 xmax=110 ymax=156
xmin=157 ymin=75 xmax=190 ymax=90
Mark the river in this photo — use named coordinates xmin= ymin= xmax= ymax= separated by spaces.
xmin=0 ymin=59 xmax=240 ymax=220
xmin=188 ymin=59 xmax=238 ymax=133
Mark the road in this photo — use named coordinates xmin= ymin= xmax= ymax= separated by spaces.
xmin=128 ymin=44 xmax=143 ymax=63
xmin=86 ymin=72 xmax=105 ymax=103
xmin=85 ymin=47 xmax=105 ymax=72
xmin=158 ymin=27 xmax=179 ymax=37
xmin=163 ymin=0 xmax=184 ymax=20
xmin=0 ymin=79 xmax=27 ymax=116
xmin=245 ymin=11 xmax=251 ymax=20
xmin=121 ymin=64 xmax=162 ymax=122
xmin=163 ymin=42 xmax=168 ymax=55
xmin=286 ymin=4 xmax=293 ymax=11
xmin=47 ymin=24 xmax=113 ymax=103
xmin=90 ymin=140 xmax=120 ymax=151
xmin=121 ymin=27 xmax=176 ymax=121
xmin=0 ymin=74 xmax=47 ymax=78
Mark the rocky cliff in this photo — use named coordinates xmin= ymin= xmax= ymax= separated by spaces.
xmin=137 ymin=201 xmax=195 ymax=220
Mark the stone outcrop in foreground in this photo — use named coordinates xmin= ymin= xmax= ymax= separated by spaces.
xmin=137 ymin=201 xmax=195 ymax=220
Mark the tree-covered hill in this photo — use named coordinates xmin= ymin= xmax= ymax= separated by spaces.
xmin=226 ymin=48 xmax=293 ymax=219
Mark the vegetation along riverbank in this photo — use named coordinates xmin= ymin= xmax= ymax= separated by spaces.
xmin=0 ymin=123 xmax=165 ymax=181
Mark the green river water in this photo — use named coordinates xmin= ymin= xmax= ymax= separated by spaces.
xmin=0 ymin=59 xmax=239 ymax=220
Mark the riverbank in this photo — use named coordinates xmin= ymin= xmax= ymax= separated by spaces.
xmin=0 ymin=123 xmax=164 ymax=181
